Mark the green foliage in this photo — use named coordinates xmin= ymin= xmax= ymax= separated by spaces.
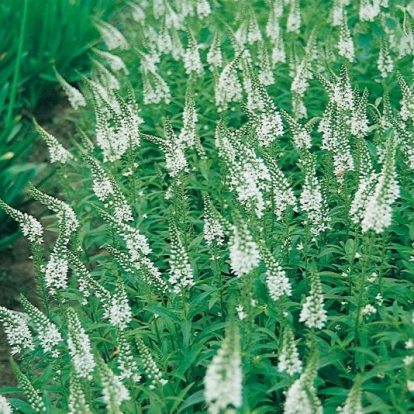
xmin=2 ymin=0 xmax=414 ymax=413
xmin=0 ymin=0 xmax=126 ymax=247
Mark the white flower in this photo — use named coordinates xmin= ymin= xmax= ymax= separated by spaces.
xmin=204 ymin=217 xmax=224 ymax=246
xmin=168 ymin=224 xmax=194 ymax=294
xmin=98 ymin=360 xmax=130 ymax=410
xmin=284 ymin=361 xmax=322 ymax=414
xmin=338 ymin=17 xmax=355 ymax=62
xmin=205 ymin=325 xmax=242 ymax=414
xmin=299 ymin=274 xmax=327 ymax=329
xmin=229 ymin=224 xmax=260 ymax=277
xmin=44 ymin=253 xmax=69 ymax=294
xmin=34 ymin=122 xmax=73 ymax=164
xmin=184 ymin=32 xmax=203 ymax=76
xmin=359 ymin=0 xmax=381 ymax=21
xmin=67 ymin=309 xmax=96 ymax=380
xmin=215 ymin=63 xmax=243 ymax=112
xmin=361 ymin=304 xmax=377 ymax=316
xmin=256 ymin=112 xmax=284 ymax=147
xmin=21 ymin=296 xmax=63 ymax=356
xmin=103 ymin=287 xmax=131 ymax=330
xmin=55 ymin=72 xmax=86 ymax=110
xmin=266 ymin=263 xmax=292 ymax=301
xmin=287 ymin=0 xmax=301 ymax=33
xmin=95 ymin=20 xmax=129 ymax=50
xmin=0 ymin=395 xmax=12 ymax=414
xmin=197 ymin=0 xmax=211 ymax=18
xmin=278 ymin=327 xmax=302 ymax=375
xmin=0 ymin=307 xmax=35 ymax=355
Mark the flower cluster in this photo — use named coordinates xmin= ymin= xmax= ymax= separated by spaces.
xmin=68 ymin=376 xmax=92 ymax=414
xmin=98 ymin=357 xmax=130 ymax=411
xmin=34 ymin=120 xmax=73 ymax=164
xmin=361 ymin=134 xmax=399 ymax=233
xmin=67 ymin=308 xmax=96 ymax=381
xmin=54 ymin=70 xmax=86 ymax=111
xmin=284 ymin=355 xmax=322 ymax=414
xmin=0 ymin=199 xmax=43 ymax=245
xmin=299 ymin=272 xmax=327 ymax=329
xmin=229 ymin=222 xmax=260 ymax=277
xmin=21 ymin=296 xmax=63 ymax=357
xmin=0 ymin=307 xmax=34 ymax=355
xmin=278 ymin=326 xmax=302 ymax=375
xmin=136 ymin=337 xmax=168 ymax=389
xmin=261 ymin=246 xmax=292 ymax=301
xmin=168 ymin=221 xmax=194 ymax=294
xmin=204 ymin=323 xmax=242 ymax=414
xmin=95 ymin=20 xmax=130 ymax=50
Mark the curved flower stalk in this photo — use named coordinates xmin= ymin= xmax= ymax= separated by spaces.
xmin=136 ymin=337 xmax=168 ymax=389
xmin=93 ymin=48 xmax=129 ymax=75
xmin=66 ymin=308 xmax=96 ymax=381
xmin=91 ymin=88 xmax=143 ymax=163
xmin=33 ymin=120 xmax=73 ymax=164
xmin=261 ymin=245 xmax=292 ymax=301
xmin=215 ymin=58 xmax=243 ymax=112
xmin=143 ymin=118 xmax=189 ymax=177
xmin=337 ymin=13 xmax=355 ymax=62
xmin=97 ymin=357 xmax=130 ymax=413
xmin=284 ymin=353 xmax=322 ymax=414
xmin=398 ymin=72 xmax=414 ymax=124
xmin=20 ymin=295 xmax=63 ymax=357
xmin=168 ymin=220 xmax=194 ymax=294
xmin=68 ymin=375 xmax=92 ymax=414
xmin=266 ymin=4 xmax=286 ymax=65
xmin=361 ymin=132 xmax=399 ymax=233
xmin=0 ymin=199 xmax=43 ymax=245
xmin=377 ymin=38 xmax=394 ymax=78
xmin=207 ymin=31 xmax=223 ymax=69
xmin=116 ymin=330 xmax=141 ymax=382
xmin=258 ymin=41 xmax=274 ymax=86
xmin=278 ymin=326 xmax=302 ymax=375
xmin=184 ymin=29 xmax=203 ymax=77
xmin=299 ymin=271 xmax=327 ymax=329
xmin=281 ymin=109 xmax=313 ymax=150
xmin=229 ymin=221 xmax=260 ymax=277
xmin=92 ymin=59 xmax=120 ymax=91
xmin=349 ymin=140 xmax=377 ymax=224
xmin=11 ymin=359 xmax=46 ymax=413
xmin=28 ymin=186 xmax=79 ymax=295
xmin=299 ymin=153 xmax=330 ymax=237
xmin=203 ymin=194 xmax=225 ymax=247
xmin=338 ymin=376 xmax=364 ymax=414
xmin=87 ymin=156 xmax=134 ymax=222
xmin=53 ymin=69 xmax=86 ymax=111
xmin=204 ymin=322 xmax=242 ymax=414
xmin=95 ymin=20 xmax=130 ymax=51
xmin=0 ymin=307 xmax=34 ymax=355
xmin=215 ymin=122 xmax=271 ymax=218
xmin=68 ymin=252 xmax=132 ymax=330
xmin=28 ymin=185 xmax=79 ymax=243
xmin=179 ymin=85 xmax=198 ymax=149
xmin=242 ymin=78 xmax=284 ymax=147
xmin=286 ymin=0 xmax=301 ymax=33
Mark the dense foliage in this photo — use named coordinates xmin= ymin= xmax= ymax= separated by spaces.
xmin=1 ymin=0 xmax=414 ymax=413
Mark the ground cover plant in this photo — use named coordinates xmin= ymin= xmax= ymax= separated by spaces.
xmin=1 ymin=0 xmax=414 ymax=412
